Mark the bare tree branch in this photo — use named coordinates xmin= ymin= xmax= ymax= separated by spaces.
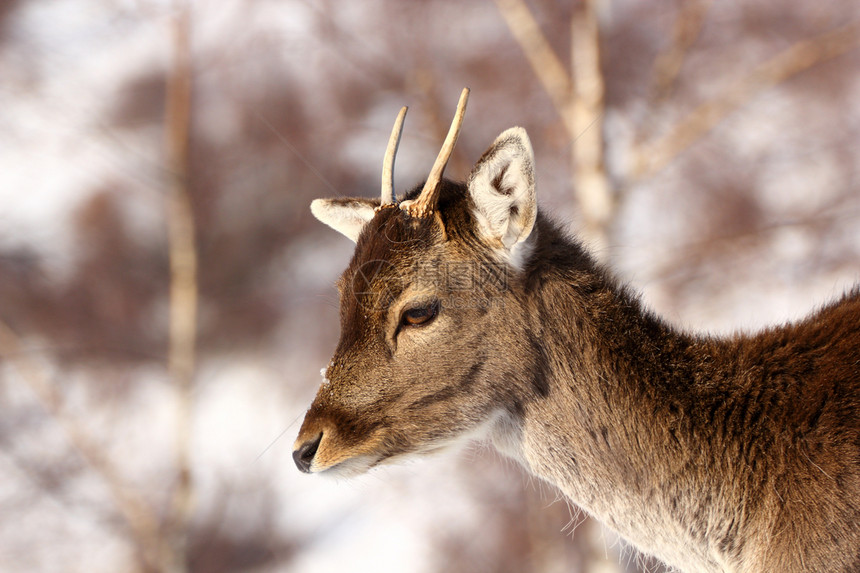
xmin=492 ymin=0 xmax=574 ymax=128
xmin=164 ymin=3 xmax=197 ymax=572
xmin=635 ymin=21 xmax=860 ymax=179
xmin=0 ymin=320 xmax=169 ymax=572
xmin=651 ymin=0 xmax=713 ymax=100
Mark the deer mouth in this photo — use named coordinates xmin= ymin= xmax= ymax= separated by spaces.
xmin=293 ymin=406 xmax=503 ymax=475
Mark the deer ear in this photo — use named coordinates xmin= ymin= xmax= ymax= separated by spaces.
xmin=310 ymin=197 xmax=378 ymax=242
xmin=467 ymin=127 xmax=537 ymax=262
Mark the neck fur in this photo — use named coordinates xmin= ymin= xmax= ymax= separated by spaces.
xmin=492 ymin=219 xmax=755 ymax=572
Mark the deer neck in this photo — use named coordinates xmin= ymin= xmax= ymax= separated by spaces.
xmin=490 ymin=230 xmax=742 ymax=572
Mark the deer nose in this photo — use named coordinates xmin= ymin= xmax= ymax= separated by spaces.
xmin=293 ymin=433 xmax=322 ymax=473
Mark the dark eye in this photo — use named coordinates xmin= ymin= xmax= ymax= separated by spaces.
xmin=401 ymin=300 xmax=439 ymax=327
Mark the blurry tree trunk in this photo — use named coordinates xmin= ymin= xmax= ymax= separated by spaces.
xmin=165 ymin=4 xmax=196 ymax=573
xmin=569 ymin=0 xmax=611 ymax=258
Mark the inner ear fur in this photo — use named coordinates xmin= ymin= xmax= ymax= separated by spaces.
xmin=467 ymin=127 xmax=537 ymax=252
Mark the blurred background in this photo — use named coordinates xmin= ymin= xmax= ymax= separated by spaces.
xmin=1 ymin=0 xmax=859 ymax=572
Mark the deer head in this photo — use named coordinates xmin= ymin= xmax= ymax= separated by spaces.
xmin=293 ymin=89 xmax=543 ymax=476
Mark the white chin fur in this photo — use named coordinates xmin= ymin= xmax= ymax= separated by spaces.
xmin=315 ymin=455 xmax=380 ymax=478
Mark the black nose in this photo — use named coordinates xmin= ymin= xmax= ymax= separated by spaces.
xmin=293 ymin=433 xmax=322 ymax=473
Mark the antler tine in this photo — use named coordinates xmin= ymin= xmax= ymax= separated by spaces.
xmin=402 ymin=87 xmax=470 ymax=218
xmin=379 ymin=106 xmax=408 ymax=209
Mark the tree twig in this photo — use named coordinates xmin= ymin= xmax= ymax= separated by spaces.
xmin=492 ymin=0 xmax=574 ymax=128
xmin=635 ymin=21 xmax=860 ymax=179
xmin=0 ymin=320 xmax=169 ymax=571
xmin=651 ymin=0 xmax=712 ymax=100
xmin=164 ymin=3 xmax=197 ymax=572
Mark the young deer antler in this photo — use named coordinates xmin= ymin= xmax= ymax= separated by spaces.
xmin=379 ymin=106 xmax=408 ymax=209
xmin=400 ymin=87 xmax=470 ymax=218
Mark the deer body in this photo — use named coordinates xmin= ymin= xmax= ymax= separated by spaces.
xmin=294 ymin=93 xmax=860 ymax=572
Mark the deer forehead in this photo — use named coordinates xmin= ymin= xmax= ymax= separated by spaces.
xmin=338 ymin=194 xmax=478 ymax=291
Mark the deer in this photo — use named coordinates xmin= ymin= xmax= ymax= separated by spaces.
xmin=292 ymin=88 xmax=860 ymax=573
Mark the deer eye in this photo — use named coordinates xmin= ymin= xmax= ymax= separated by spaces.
xmin=401 ymin=300 xmax=439 ymax=327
